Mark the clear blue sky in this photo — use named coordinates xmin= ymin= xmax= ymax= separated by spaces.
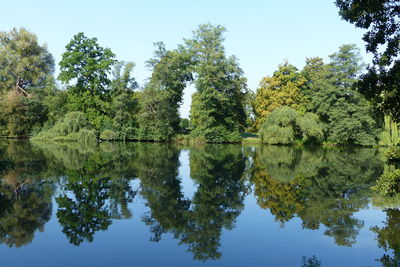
xmin=1 ymin=0 xmax=370 ymax=118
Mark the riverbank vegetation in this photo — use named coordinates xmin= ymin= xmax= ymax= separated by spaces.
xmin=1 ymin=6 xmax=400 ymax=146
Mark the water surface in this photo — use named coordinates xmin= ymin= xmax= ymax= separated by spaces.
xmin=0 ymin=141 xmax=397 ymax=267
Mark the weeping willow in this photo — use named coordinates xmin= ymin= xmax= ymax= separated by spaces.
xmin=379 ymin=115 xmax=400 ymax=147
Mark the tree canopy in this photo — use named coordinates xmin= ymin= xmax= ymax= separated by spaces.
xmin=336 ymin=0 xmax=400 ymax=121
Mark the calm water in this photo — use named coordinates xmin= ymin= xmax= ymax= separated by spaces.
xmin=0 ymin=141 xmax=398 ymax=267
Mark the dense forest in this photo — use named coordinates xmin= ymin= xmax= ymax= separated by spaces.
xmin=0 ymin=1 xmax=399 ymax=147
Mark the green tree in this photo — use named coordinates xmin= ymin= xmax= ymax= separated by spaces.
xmin=0 ymin=92 xmax=48 ymax=137
xmin=254 ymin=61 xmax=307 ymax=129
xmin=109 ymin=61 xmax=140 ymax=139
xmin=136 ymin=84 xmax=178 ymax=141
xmin=0 ymin=28 xmax=55 ymax=137
xmin=136 ymin=43 xmax=193 ymax=140
xmin=0 ymin=27 xmax=54 ymax=95
xmin=58 ymin=32 xmax=116 ymax=129
xmin=259 ymin=106 xmax=323 ymax=145
xmin=336 ymin=0 xmax=400 ymax=121
xmin=306 ymin=45 xmax=378 ymax=145
xmin=187 ymin=24 xmax=247 ymax=142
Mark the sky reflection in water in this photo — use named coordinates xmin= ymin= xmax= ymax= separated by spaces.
xmin=0 ymin=141 xmax=397 ymax=267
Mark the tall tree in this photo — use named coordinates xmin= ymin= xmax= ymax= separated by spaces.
xmin=0 ymin=27 xmax=54 ymax=95
xmin=0 ymin=28 xmax=54 ymax=137
xmin=58 ymin=32 xmax=116 ymax=129
xmin=137 ymin=42 xmax=193 ymax=140
xmin=336 ymin=0 xmax=400 ymax=121
xmin=306 ymin=45 xmax=378 ymax=145
xmin=109 ymin=61 xmax=140 ymax=138
xmin=187 ymin=24 xmax=248 ymax=142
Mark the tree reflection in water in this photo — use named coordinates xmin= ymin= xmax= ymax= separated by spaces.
xmin=252 ymin=145 xmax=383 ymax=247
xmin=0 ymin=141 xmax=53 ymax=248
xmin=44 ymin=142 xmax=138 ymax=245
xmin=371 ymin=207 xmax=400 ymax=266
xmin=139 ymin=144 xmax=247 ymax=261
xmin=0 ymin=141 xmax=394 ymax=263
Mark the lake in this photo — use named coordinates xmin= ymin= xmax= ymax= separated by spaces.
xmin=0 ymin=141 xmax=397 ymax=267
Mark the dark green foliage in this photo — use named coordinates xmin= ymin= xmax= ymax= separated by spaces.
xmin=385 ymin=147 xmax=400 ymax=168
xmin=259 ymin=107 xmax=323 ymax=145
xmin=190 ymin=90 xmax=242 ymax=142
xmin=58 ymin=32 xmax=116 ymax=129
xmin=187 ymin=24 xmax=247 ymax=142
xmin=41 ymin=87 xmax=68 ymax=126
xmin=336 ymin=0 xmax=400 ymax=121
xmin=0 ymin=92 xmax=48 ymax=137
xmin=179 ymin=118 xmax=190 ymax=131
xmin=136 ymin=43 xmax=193 ymax=140
xmin=109 ymin=61 xmax=140 ymax=138
xmin=304 ymin=45 xmax=378 ymax=146
xmin=136 ymin=84 xmax=177 ymax=141
xmin=146 ymin=43 xmax=193 ymax=122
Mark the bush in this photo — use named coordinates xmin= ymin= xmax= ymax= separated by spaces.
xmin=372 ymin=170 xmax=400 ymax=196
xmin=33 ymin=112 xmax=97 ymax=142
xmin=259 ymin=106 xmax=297 ymax=144
xmin=63 ymin=112 xmax=88 ymax=133
xmin=173 ymin=134 xmax=191 ymax=144
xmin=100 ymin=130 xmax=119 ymax=141
xmin=297 ymin=113 xmax=324 ymax=144
xmin=119 ymin=127 xmax=136 ymax=141
xmin=259 ymin=107 xmax=323 ymax=145
xmin=76 ymin=129 xmax=97 ymax=142
xmin=0 ymin=91 xmax=48 ymax=137
xmin=385 ymin=147 xmax=400 ymax=167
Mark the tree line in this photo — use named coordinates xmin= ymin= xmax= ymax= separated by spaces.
xmin=0 ymin=25 xmax=248 ymax=143
xmin=0 ymin=9 xmax=399 ymax=145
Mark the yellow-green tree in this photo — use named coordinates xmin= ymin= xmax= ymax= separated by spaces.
xmin=254 ymin=61 xmax=306 ymax=129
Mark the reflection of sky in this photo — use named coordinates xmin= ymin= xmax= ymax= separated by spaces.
xmin=1 ymin=186 xmax=388 ymax=267
xmin=0 ymin=146 xmax=391 ymax=267
xmin=222 ymin=195 xmax=387 ymax=267
xmin=178 ymin=149 xmax=197 ymax=201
